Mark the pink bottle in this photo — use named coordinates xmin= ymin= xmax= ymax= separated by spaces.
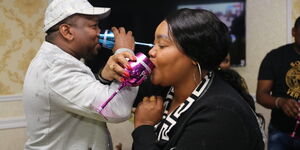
xmin=93 ymin=52 xmax=154 ymax=114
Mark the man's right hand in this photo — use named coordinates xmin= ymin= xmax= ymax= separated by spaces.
xmin=278 ymin=98 xmax=300 ymax=119
xmin=111 ymin=27 xmax=135 ymax=53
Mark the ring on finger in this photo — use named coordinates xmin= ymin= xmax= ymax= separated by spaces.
xmin=143 ymin=97 xmax=149 ymax=102
xmin=109 ymin=64 xmax=116 ymax=70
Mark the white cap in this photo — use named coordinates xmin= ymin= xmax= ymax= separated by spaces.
xmin=43 ymin=0 xmax=111 ymax=32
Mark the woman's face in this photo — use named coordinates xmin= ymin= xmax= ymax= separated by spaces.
xmin=219 ymin=54 xmax=231 ymax=70
xmin=148 ymin=21 xmax=195 ymax=86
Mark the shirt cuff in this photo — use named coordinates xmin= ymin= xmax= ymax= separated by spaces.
xmin=114 ymin=48 xmax=134 ymax=55
xmin=94 ymin=73 xmax=112 ymax=85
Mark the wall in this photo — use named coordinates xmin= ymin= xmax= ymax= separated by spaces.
xmin=0 ymin=0 xmax=47 ymax=149
xmin=0 ymin=0 xmax=299 ymax=150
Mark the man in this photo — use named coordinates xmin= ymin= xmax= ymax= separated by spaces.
xmin=256 ymin=16 xmax=300 ymax=150
xmin=23 ymin=0 xmax=138 ymax=149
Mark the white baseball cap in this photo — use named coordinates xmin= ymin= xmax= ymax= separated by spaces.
xmin=43 ymin=0 xmax=111 ymax=32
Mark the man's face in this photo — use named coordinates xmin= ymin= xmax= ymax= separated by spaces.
xmin=71 ymin=15 xmax=101 ymax=60
xmin=293 ymin=26 xmax=300 ymax=49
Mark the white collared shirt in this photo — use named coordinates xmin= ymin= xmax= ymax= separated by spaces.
xmin=23 ymin=41 xmax=138 ymax=150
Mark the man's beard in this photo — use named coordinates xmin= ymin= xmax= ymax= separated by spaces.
xmin=85 ymin=47 xmax=100 ymax=60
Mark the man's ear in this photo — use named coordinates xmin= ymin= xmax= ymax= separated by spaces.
xmin=59 ymin=24 xmax=74 ymax=41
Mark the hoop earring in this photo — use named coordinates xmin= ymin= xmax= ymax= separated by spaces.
xmin=193 ymin=72 xmax=197 ymax=84
xmin=197 ymin=63 xmax=202 ymax=79
xmin=193 ymin=63 xmax=202 ymax=85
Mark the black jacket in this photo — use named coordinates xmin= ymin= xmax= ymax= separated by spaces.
xmin=132 ymin=74 xmax=264 ymax=150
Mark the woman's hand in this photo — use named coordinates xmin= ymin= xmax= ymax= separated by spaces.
xmin=100 ymin=51 xmax=136 ymax=82
xmin=134 ymin=96 xmax=164 ymax=128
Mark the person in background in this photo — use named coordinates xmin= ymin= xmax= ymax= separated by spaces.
xmin=218 ymin=68 xmax=266 ymax=134
xmin=219 ymin=53 xmax=231 ymax=70
xmin=23 ymin=0 xmax=138 ymax=149
xmin=256 ymin=16 xmax=300 ymax=150
xmin=219 ymin=53 xmax=265 ymax=131
xmin=132 ymin=8 xmax=264 ymax=150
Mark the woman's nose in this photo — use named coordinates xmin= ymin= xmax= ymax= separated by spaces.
xmin=148 ymin=47 xmax=155 ymax=58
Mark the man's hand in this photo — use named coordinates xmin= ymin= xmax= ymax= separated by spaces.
xmin=111 ymin=27 xmax=135 ymax=53
xmin=278 ymin=97 xmax=300 ymax=119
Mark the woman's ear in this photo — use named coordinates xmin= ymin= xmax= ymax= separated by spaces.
xmin=59 ymin=24 xmax=74 ymax=41
xmin=192 ymin=60 xmax=197 ymax=65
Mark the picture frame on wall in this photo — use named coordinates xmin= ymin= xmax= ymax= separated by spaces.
xmin=178 ymin=1 xmax=246 ymax=67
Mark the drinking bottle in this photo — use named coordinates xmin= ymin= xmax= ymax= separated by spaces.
xmin=93 ymin=52 xmax=154 ymax=114
xmin=98 ymin=29 xmax=154 ymax=49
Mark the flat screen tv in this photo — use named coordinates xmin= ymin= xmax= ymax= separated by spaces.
xmin=178 ymin=1 xmax=246 ymax=67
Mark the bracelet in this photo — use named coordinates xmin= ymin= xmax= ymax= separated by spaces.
xmin=275 ymin=97 xmax=281 ymax=108
xmin=94 ymin=73 xmax=112 ymax=85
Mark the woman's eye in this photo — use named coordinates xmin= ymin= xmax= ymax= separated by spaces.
xmin=158 ymin=45 xmax=167 ymax=49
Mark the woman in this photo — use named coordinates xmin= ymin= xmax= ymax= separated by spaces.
xmin=132 ymin=8 xmax=264 ymax=150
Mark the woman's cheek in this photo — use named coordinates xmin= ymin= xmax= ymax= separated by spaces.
xmin=150 ymin=71 xmax=161 ymax=85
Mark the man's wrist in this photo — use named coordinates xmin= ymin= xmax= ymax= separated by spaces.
xmin=95 ymin=71 xmax=112 ymax=85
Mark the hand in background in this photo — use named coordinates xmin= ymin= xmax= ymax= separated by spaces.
xmin=100 ymin=51 xmax=136 ymax=82
xmin=134 ymin=96 xmax=164 ymax=128
xmin=278 ymin=98 xmax=300 ymax=119
xmin=111 ymin=27 xmax=135 ymax=53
